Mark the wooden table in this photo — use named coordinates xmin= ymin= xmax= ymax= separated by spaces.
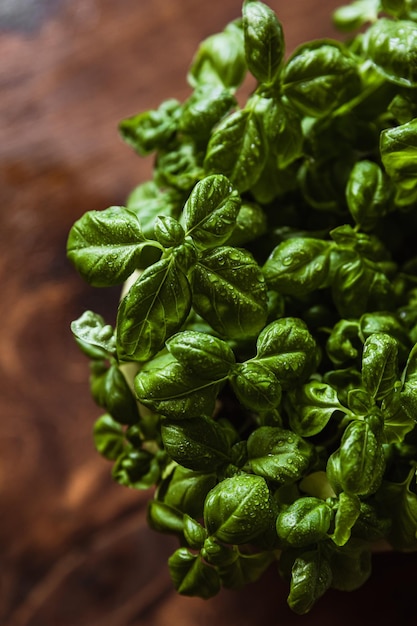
xmin=1 ymin=1 xmax=414 ymax=624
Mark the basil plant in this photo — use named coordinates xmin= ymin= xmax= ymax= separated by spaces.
xmin=67 ymin=0 xmax=417 ymax=613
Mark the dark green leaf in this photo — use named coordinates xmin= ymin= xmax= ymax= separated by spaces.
xmin=182 ymin=174 xmax=241 ymax=248
xmin=67 ymin=206 xmax=149 ymax=287
xmin=204 ymin=474 xmax=273 ymax=544
xmin=92 ymin=414 xmax=125 ymax=461
xmin=361 ymin=333 xmax=399 ymax=402
xmin=161 ymin=466 xmax=217 ymax=519
xmin=192 ymin=247 xmax=268 ymax=340
xmin=332 ymin=492 xmax=361 ymax=546
xmin=148 ymin=500 xmax=185 ymax=535
xmin=119 ymin=99 xmax=181 ymax=155
xmin=166 ymin=330 xmax=235 ymax=379
xmin=179 ymin=85 xmax=237 ymax=140
xmin=288 ymin=549 xmax=332 ymax=614
xmin=161 ymin=416 xmax=231 ymax=471
xmin=254 ymin=318 xmax=320 ymax=387
xmin=204 ymin=109 xmax=266 ymax=192
xmin=168 ymin=548 xmax=221 ymax=599
xmin=218 ymin=550 xmax=274 ymax=588
xmin=288 ymin=381 xmax=344 ymax=437
xmin=277 ymin=497 xmax=333 ymax=547
xmin=112 ymin=447 xmax=157 ymax=489
xmin=283 ymin=41 xmax=360 ymax=117
xmin=71 ymin=311 xmax=116 ymax=359
xmin=247 ymin=426 xmax=313 ymax=484
xmin=230 ymin=361 xmax=282 ymax=411
xmin=264 ymin=238 xmax=331 ymax=296
xmin=377 ymin=466 xmax=417 ymax=550
xmin=153 ymin=216 xmax=185 ymax=248
xmin=116 ymin=258 xmax=191 ymax=362
xmin=324 ymin=540 xmax=371 ymax=591
xmin=91 ymin=362 xmax=139 ymax=425
xmin=380 ymin=117 xmax=417 ymax=206
xmin=346 ymin=161 xmax=390 ymax=231
xmin=242 ymin=0 xmax=284 ymax=85
xmin=364 ymin=18 xmax=417 ymax=87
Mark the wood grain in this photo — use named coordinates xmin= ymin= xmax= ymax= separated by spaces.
xmin=1 ymin=1 xmax=414 ymax=624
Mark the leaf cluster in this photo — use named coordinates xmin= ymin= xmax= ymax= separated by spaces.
xmin=67 ymin=0 xmax=417 ymax=614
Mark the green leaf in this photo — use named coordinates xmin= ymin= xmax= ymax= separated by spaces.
xmin=254 ymin=318 xmax=320 ymax=388
xmin=277 ymin=497 xmax=333 ymax=547
xmin=166 ymin=330 xmax=235 ymax=379
xmin=116 ymin=257 xmax=191 ymax=362
xmin=154 ymin=142 xmax=204 ymax=192
xmin=134 ymin=360 xmax=222 ymax=419
xmin=161 ymin=416 xmax=231 ymax=471
xmin=71 ymin=311 xmax=116 ymax=359
xmin=364 ymin=18 xmax=417 ymax=87
xmin=161 ymin=466 xmax=217 ymax=519
xmin=204 ymin=109 xmax=266 ymax=192
xmin=380 ymin=118 xmax=417 ymax=206
xmin=182 ymin=174 xmax=241 ymax=248
xmin=188 ymin=21 xmax=246 ymax=89
xmin=377 ymin=466 xmax=417 ymax=550
xmin=224 ymin=201 xmax=267 ymax=247
xmin=282 ymin=40 xmax=360 ymax=117
xmin=90 ymin=362 xmax=139 ymax=425
xmin=332 ymin=0 xmax=380 ymax=32
xmin=92 ymin=414 xmax=125 ymax=461
xmin=263 ymin=238 xmax=331 ymax=297
xmin=287 ymin=548 xmax=332 ymax=614
xmin=242 ymin=0 xmax=284 ymax=85
xmin=361 ymin=332 xmax=399 ymax=402
xmin=168 ymin=548 xmax=221 ymax=599
xmin=230 ymin=361 xmax=282 ymax=411
xmin=332 ymin=492 xmax=361 ymax=546
xmin=112 ymin=447 xmax=157 ymax=489
xmin=67 ymin=206 xmax=149 ymax=287
xmin=204 ymin=474 xmax=273 ymax=544
xmin=153 ymin=216 xmax=185 ymax=248
xmin=346 ymin=161 xmax=390 ymax=231
xmin=147 ymin=500 xmax=185 ymax=535
xmin=191 ymin=247 xmax=268 ymax=340
xmin=218 ymin=550 xmax=274 ymax=588
xmin=247 ymin=426 xmax=313 ymax=484
xmin=324 ymin=540 xmax=371 ymax=591
xmin=179 ymin=85 xmax=237 ymax=141
xmin=126 ymin=181 xmax=182 ymax=240
xmin=119 ymin=99 xmax=181 ymax=155
xmin=287 ymin=381 xmax=345 ymax=437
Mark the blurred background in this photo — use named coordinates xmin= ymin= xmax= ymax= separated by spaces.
xmin=0 ymin=1 xmax=415 ymax=624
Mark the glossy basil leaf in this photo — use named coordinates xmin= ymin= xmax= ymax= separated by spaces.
xmin=287 ymin=549 xmax=332 ymax=615
xmin=126 ymin=182 xmax=182 ymax=239
xmin=377 ymin=466 xmax=417 ymax=550
xmin=91 ymin=362 xmax=139 ymax=425
xmin=112 ymin=447 xmax=157 ymax=489
xmin=155 ymin=142 xmax=204 ymax=192
xmin=282 ymin=41 xmax=360 ymax=117
xmin=169 ymin=548 xmax=221 ymax=599
xmin=332 ymin=0 xmax=380 ymax=31
xmin=277 ymin=497 xmax=333 ymax=547
xmin=287 ymin=381 xmax=345 ymax=437
xmin=92 ymin=414 xmax=125 ymax=461
xmin=181 ymin=174 xmax=241 ymax=248
xmin=364 ymin=18 xmax=417 ymax=87
xmin=134 ymin=360 xmax=222 ymax=419
xmin=332 ymin=256 xmax=393 ymax=318
xmin=247 ymin=426 xmax=313 ymax=484
xmin=192 ymin=247 xmax=268 ymax=340
xmin=382 ymin=388 xmax=415 ymax=443
xmin=71 ymin=310 xmax=116 ymax=359
xmin=332 ymin=492 xmax=361 ymax=546
xmin=326 ymin=319 xmax=361 ymax=366
xmin=204 ymin=109 xmax=266 ymax=192
xmin=263 ymin=238 xmax=331 ymax=296
xmin=254 ymin=318 xmax=320 ymax=388
xmin=179 ymin=85 xmax=237 ymax=141
xmin=161 ymin=416 xmax=231 ymax=471
xmin=346 ymin=161 xmax=390 ymax=231
xmin=153 ymin=216 xmax=185 ymax=248
xmin=224 ymin=201 xmax=267 ymax=247
xmin=166 ymin=331 xmax=235 ymax=380
xmin=218 ymin=550 xmax=274 ymax=589
xmin=188 ymin=21 xmax=246 ymax=89
xmin=361 ymin=333 xmax=398 ymax=402
xmin=117 ymin=257 xmax=191 ymax=362
xmin=183 ymin=515 xmax=207 ymax=549
xmin=204 ymin=474 xmax=273 ymax=544
xmin=332 ymin=419 xmax=385 ymax=496
xmin=325 ymin=540 xmax=371 ymax=591
xmin=148 ymin=500 xmax=185 ymax=535
xmin=242 ymin=0 xmax=284 ymax=85
xmin=119 ymin=99 xmax=181 ymax=155
xmin=359 ymin=312 xmax=411 ymax=361
xmin=161 ymin=466 xmax=217 ymax=519
xmin=230 ymin=361 xmax=282 ymax=411
xmin=67 ymin=206 xmax=149 ymax=287
xmin=380 ymin=118 xmax=417 ymax=206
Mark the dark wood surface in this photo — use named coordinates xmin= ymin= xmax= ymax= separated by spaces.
xmin=1 ymin=1 xmax=415 ymax=624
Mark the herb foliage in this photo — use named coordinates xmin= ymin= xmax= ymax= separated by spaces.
xmin=68 ymin=0 xmax=417 ymax=613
